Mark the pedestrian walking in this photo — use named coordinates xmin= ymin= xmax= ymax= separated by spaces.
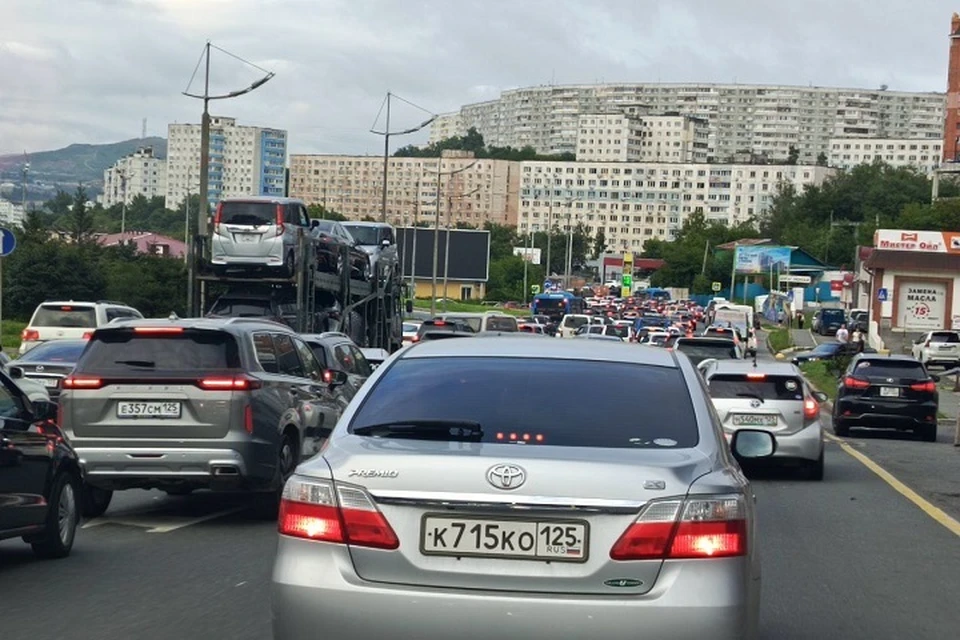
xmin=836 ymin=323 xmax=849 ymax=344
xmin=851 ymin=327 xmax=864 ymax=353
xmin=777 ymin=309 xmax=785 ymax=327
xmin=798 ymin=313 xmax=805 ymax=330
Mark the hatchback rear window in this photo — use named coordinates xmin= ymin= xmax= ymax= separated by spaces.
xmin=708 ymin=374 xmax=804 ymax=401
xmin=676 ymin=342 xmax=739 ymax=362
xmin=219 ymin=201 xmax=278 ymax=226
xmin=78 ymin=330 xmax=241 ymax=374
xmin=208 ymin=299 xmax=273 ymax=317
xmin=853 ymin=360 xmax=926 ymax=379
xmin=930 ymin=332 xmax=960 ymax=344
xmin=821 ymin=310 xmax=845 ymax=322
xmin=485 ymin=317 xmax=517 ymax=332
xmin=32 ymin=304 xmax=97 ymax=328
xmin=350 ymin=357 xmax=699 ymax=448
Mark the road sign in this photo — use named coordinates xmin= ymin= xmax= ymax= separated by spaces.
xmin=877 ymin=288 xmax=888 ymax=302
xmin=621 ymin=274 xmax=633 ymax=289
xmin=530 ymin=285 xmax=541 ymax=295
xmin=711 ymin=281 xmax=722 ymax=292
xmin=779 ymin=274 xmax=812 ymax=284
xmin=0 ymin=227 xmax=16 ymax=257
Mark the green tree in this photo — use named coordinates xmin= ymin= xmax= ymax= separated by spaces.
xmin=306 ymin=204 xmax=347 ymax=222
xmin=816 ymin=151 xmax=828 ymax=166
xmin=786 ymin=145 xmax=800 ymax=165
xmin=593 ymin=228 xmax=607 ymax=259
xmin=66 ymin=184 xmax=96 ymax=243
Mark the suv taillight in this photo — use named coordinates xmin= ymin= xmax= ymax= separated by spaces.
xmin=610 ymin=495 xmax=746 ymax=560
xmin=276 ymin=204 xmax=285 ymax=236
xmin=279 ymin=476 xmax=399 ymax=549
xmin=22 ymin=329 xmax=39 ymax=342
xmin=213 ymin=202 xmax=224 ymax=234
xmin=909 ymin=380 xmax=937 ymax=393
xmin=197 ymin=375 xmax=263 ymax=391
xmin=843 ymin=376 xmax=870 ymax=390
xmin=62 ymin=375 xmax=104 ymax=390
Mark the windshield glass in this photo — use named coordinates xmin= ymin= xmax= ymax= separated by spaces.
xmin=341 ymin=225 xmax=380 ymax=245
xmin=78 ymin=330 xmax=241 ymax=374
xmin=562 ymin=315 xmax=589 ymax=329
xmin=930 ymin=332 xmax=960 ymax=343
xmin=812 ymin=343 xmax=841 ymax=354
xmin=33 ymin=304 xmax=97 ymax=328
xmin=312 ymin=220 xmax=338 ymax=234
xmin=485 ymin=316 xmax=518 ymax=332
xmin=441 ymin=316 xmax=482 ymax=332
xmin=17 ymin=340 xmax=88 ymax=363
xmin=219 ymin=201 xmax=277 ymax=226
xmin=349 ymin=357 xmax=699 ymax=448
xmin=676 ymin=342 xmax=739 ymax=363
xmin=853 ymin=360 xmax=927 ymax=379
xmin=208 ymin=299 xmax=273 ymax=317
xmin=821 ymin=309 xmax=845 ymax=323
xmin=708 ymin=374 xmax=804 ymax=401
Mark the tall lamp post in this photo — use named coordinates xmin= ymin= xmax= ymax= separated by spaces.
xmin=563 ymin=197 xmax=576 ymax=289
xmin=182 ymin=41 xmax=274 ymax=316
xmin=431 ymin=159 xmax=477 ymax=315
xmin=370 ymin=92 xmax=436 ymax=223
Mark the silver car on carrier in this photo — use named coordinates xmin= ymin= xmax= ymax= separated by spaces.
xmin=271 ymin=337 xmax=774 ymax=640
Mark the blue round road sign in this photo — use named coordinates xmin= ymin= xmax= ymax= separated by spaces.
xmin=0 ymin=228 xmax=16 ymax=257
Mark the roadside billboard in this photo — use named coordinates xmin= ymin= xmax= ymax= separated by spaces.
xmin=512 ymin=246 xmax=542 ymax=265
xmin=734 ymin=246 xmax=791 ymax=274
xmin=897 ymin=282 xmax=947 ymax=330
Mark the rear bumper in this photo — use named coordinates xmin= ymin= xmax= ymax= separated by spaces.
xmin=835 ymin=398 xmax=938 ymax=429
xmin=211 ymin=236 xmax=286 ymax=266
xmin=74 ymin=440 xmax=276 ymax=491
xmin=272 ymin=537 xmax=757 ymax=640
xmin=919 ymin=351 xmax=960 ymax=366
xmin=725 ymin=423 xmax=822 ymax=462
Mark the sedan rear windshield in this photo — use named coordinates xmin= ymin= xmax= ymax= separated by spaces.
xmin=675 ymin=342 xmax=739 ymax=362
xmin=33 ymin=304 xmax=97 ymax=328
xmin=562 ymin=316 xmax=590 ymax=329
xmin=820 ymin=310 xmax=846 ymax=322
xmin=350 ymin=357 xmax=699 ymax=448
xmin=78 ymin=330 xmax=241 ymax=374
xmin=17 ymin=340 xmax=88 ymax=363
xmin=853 ymin=360 xmax=927 ymax=379
xmin=708 ymin=374 xmax=804 ymax=401
xmin=219 ymin=202 xmax=277 ymax=226
xmin=208 ymin=299 xmax=273 ymax=317
xmin=485 ymin=317 xmax=518 ymax=332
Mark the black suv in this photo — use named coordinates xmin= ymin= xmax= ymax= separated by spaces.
xmin=207 ymin=289 xmax=299 ymax=328
xmin=58 ymin=318 xmax=350 ymax=516
xmin=0 ymin=368 xmax=81 ymax=558
xmin=300 ymin=332 xmax=373 ymax=404
xmin=833 ymin=354 xmax=940 ymax=441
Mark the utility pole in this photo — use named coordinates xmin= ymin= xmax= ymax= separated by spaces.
xmin=545 ymin=200 xmax=553 ymax=285
xmin=20 ymin=156 xmax=29 ymax=211
xmin=430 ymin=158 xmax=477 ymax=315
xmin=370 ymin=92 xmax=437 ymax=223
xmin=182 ymin=41 xmax=274 ymax=316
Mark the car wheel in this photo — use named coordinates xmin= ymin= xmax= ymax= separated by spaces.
xmin=833 ymin=416 xmax=850 ymax=437
xmin=80 ymin=484 xmax=113 ymax=518
xmin=920 ymin=424 xmax=938 ymax=442
xmin=252 ymin=434 xmax=299 ymax=519
xmin=31 ymin=472 xmax=80 ymax=559
xmin=805 ymin=450 xmax=825 ymax=481
xmin=283 ymin=252 xmax=296 ymax=278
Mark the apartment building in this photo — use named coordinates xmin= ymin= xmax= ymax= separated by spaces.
xmin=0 ymin=198 xmax=25 ymax=227
xmin=432 ymin=83 xmax=944 ymax=165
xmin=164 ymin=116 xmax=287 ymax=210
xmin=288 ymin=151 xmax=520 ymax=227
xmin=575 ymin=113 xmax=710 ymax=163
xmin=518 ymin=160 xmax=834 ymax=253
xmin=100 ymin=146 xmax=166 ymax=207
xmin=828 ymin=137 xmax=942 ymax=175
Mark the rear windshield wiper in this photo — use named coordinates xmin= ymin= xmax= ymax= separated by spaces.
xmin=114 ymin=359 xmax=156 ymax=368
xmin=352 ymin=420 xmax=483 ymax=441
xmin=736 ymin=392 xmax=765 ymax=403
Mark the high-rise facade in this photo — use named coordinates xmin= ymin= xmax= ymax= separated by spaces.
xmin=828 ymin=137 xmax=942 ymax=175
xmin=164 ymin=116 xmax=287 ymax=210
xmin=517 ymin=160 xmax=834 ymax=253
xmin=432 ymin=83 xmax=944 ymax=164
xmin=288 ymin=151 xmax=520 ymax=227
xmin=100 ymin=146 xmax=167 ymax=207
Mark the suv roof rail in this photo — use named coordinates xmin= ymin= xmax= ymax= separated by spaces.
xmin=317 ymin=331 xmax=349 ymax=339
xmin=221 ymin=317 xmax=292 ymax=329
xmin=96 ymin=300 xmax=130 ymax=306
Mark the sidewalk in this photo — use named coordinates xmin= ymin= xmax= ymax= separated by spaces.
xmin=791 ymin=328 xmax=817 ymax=350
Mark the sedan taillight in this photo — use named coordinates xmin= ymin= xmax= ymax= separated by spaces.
xmin=279 ymin=476 xmax=399 ymax=550
xmin=610 ymin=495 xmax=746 ymax=560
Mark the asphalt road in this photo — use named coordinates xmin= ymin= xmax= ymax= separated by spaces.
xmin=2 ymin=333 xmax=959 ymax=639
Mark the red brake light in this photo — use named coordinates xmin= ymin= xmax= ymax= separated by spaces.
xmin=213 ymin=202 xmax=224 ymax=226
xmin=434 ymin=320 xmax=446 ymax=326
xmin=133 ymin=326 xmax=184 ymax=334
xmin=22 ymin=329 xmax=40 ymax=341
xmin=610 ymin=496 xmax=746 ymax=561
xmin=843 ymin=376 xmax=870 ymax=390
xmin=279 ymin=477 xmax=399 ymax=550
xmin=803 ymin=397 xmax=819 ymax=420
xmin=411 ymin=335 xmax=420 ymax=343
xmin=909 ymin=381 xmax=936 ymax=393
xmin=197 ymin=375 xmax=262 ymax=391
xmin=322 ymin=369 xmax=335 ymax=384
xmin=244 ymin=404 xmax=254 ymax=434
xmin=60 ymin=306 xmax=73 ymax=311
xmin=746 ymin=373 xmax=766 ymax=380
xmin=82 ymin=331 xmax=94 ymax=340
xmin=63 ymin=375 xmax=104 ymax=390
xmin=276 ymin=204 xmax=285 ymax=236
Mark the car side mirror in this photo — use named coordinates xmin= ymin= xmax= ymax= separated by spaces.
xmin=730 ymin=429 xmax=776 ymax=459
xmin=931 ymin=374 xmax=941 ymax=383
xmin=322 ymin=369 xmax=349 ymax=388
xmin=813 ymin=391 xmax=829 ymax=403
xmin=405 ymin=299 xmax=414 ymax=314
xmin=8 ymin=365 xmax=24 ymax=379
xmin=32 ymin=399 xmax=58 ymax=422
xmin=310 ymin=219 xmax=320 ymax=229
xmin=381 ymin=238 xmax=391 ymax=247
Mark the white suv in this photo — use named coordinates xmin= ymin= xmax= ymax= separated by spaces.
xmin=910 ymin=330 xmax=960 ymax=368
xmin=20 ymin=300 xmax=143 ymax=355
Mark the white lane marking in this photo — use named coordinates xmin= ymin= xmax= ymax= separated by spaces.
xmin=146 ymin=507 xmax=245 ymax=533
xmin=82 ymin=506 xmax=245 ymax=533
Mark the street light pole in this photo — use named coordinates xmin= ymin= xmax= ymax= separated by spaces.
xmin=182 ymin=41 xmax=275 ymax=316
xmin=545 ymin=200 xmax=553 ymax=286
xmin=410 ymin=178 xmax=420 ymax=298
xmin=430 ymin=158 xmax=477 ymax=315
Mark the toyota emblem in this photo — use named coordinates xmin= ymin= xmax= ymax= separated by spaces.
xmin=35 ymin=365 xmax=44 ymax=372
xmin=486 ymin=464 xmax=526 ymax=490
xmin=750 ymin=399 xmax=762 ymax=408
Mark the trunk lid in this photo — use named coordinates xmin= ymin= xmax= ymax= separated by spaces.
xmin=318 ymin=438 xmax=711 ymax=595
xmin=27 ymin=303 xmax=98 ymax=342
xmin=707 ymin=372 xmax=808 ymax=434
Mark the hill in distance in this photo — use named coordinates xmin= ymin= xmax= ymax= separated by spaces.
xmin=0 ymin=137 xmax=167 ymax=194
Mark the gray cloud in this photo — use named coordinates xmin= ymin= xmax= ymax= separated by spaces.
xmin=0 ymin=0 xmax=956 ymax=156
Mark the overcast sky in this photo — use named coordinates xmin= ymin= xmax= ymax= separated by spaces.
xmin=1 ymin=0 xmax=958 ymax=157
